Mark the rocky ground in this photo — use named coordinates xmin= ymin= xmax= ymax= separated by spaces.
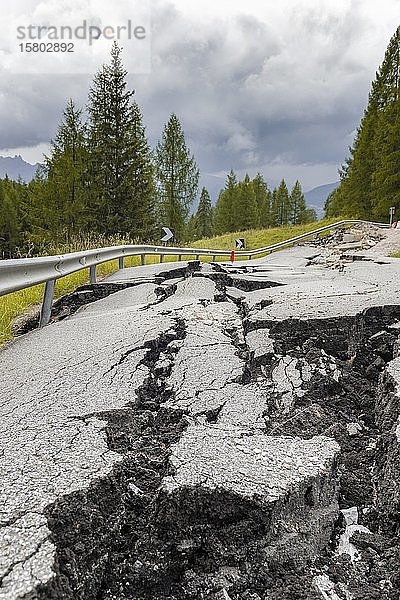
xmin=2 ymin=224 xmax=400 ymax=600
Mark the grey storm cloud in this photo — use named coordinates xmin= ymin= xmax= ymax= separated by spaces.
xmin=0 ymin=0 xmax=397 ymax=191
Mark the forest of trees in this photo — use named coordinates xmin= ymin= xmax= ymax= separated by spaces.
xmin=326 ymin=26 xmax=400 ymax=221
xmin=188 ymin=172 xmax=316 ymax=240
xmin=0 ymin=42 xmax=316 ymax=259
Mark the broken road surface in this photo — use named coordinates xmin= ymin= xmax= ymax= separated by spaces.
xmin=2 ymin=224 xmax=400 ymax=599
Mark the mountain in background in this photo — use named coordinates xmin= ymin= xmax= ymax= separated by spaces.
xmin=0 ymin=155 xmax=39 ymax=182
xmin=304 ymin=181 xmax=340 ymax=216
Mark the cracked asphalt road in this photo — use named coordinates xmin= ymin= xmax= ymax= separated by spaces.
xmin=2 ymin=225 xmax=400 ymax=599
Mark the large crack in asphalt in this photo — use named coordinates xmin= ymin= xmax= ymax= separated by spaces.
xmin=5 ymin=247 xmax=400 ymax=600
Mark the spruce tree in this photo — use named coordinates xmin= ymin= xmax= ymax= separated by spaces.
xmin=271 ymin=180 xmax=291 ymax=226
xmin=290 ymin=180 xmax=307 ymax=224
xmin=252 ymin=173 xmax=271 ymax=228
xmin=44 ymin=99 xmax=87 ymax=240
xmin=214 ymin=170 xmax=238 ymax=234
xmin=235 ymin=174 xmax=259 ymax=230
xmin=154 ymin=113 xmax=199 ymax=242
xmin=184 ymin=214 xmax=198 ymax=242
xmin=87 ymin=42 xmax=155 ymax=238
xmin=195 ymin=187 xmax=213 ymax=238
xmin=127 ymin=102 xmax=157 ymax=240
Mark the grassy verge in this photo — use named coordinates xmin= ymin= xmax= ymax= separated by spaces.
xmin=188 ymin=218 xmax=339 ymax=257
xmin=0 ymin=218 xmax=339 ymax=346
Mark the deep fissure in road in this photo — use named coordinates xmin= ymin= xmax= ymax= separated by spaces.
xmin=33 ymin=268 xmax=400 ymax=600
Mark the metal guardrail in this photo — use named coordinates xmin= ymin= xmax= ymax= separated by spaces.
xmin=0 ymin=219 xmax=391 ymax=327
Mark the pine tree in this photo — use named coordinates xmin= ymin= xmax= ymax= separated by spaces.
xmin=235 ymin=174 xmax=259 ymax=230
xmin=290 ymin=180 xmax=308 ymax=224
xmin=154 ymin=113 xmax=199 ymax=242
xmin=214 ymin=170 xmax=238 ymax=234
xmin=43 ymin=99 xmax=87 ymax=240
xmin=195 ymin=187 xmax=213 ymax=238
xmin=252 ymin=173 xmax=271 ymax=228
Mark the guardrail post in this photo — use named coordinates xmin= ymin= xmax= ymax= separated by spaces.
xmin=212 ymin=255 xmax=216 ymax=262
xmin=160 ymin=254 xmax=164 ymax=263
xmin=178 ymin=254 xmax=182 ymax=261
xmin=39 ymin=279 xmax=55 ymax=328
xmin=119 ymin=257 xmax=124 ymax=269
xmin=89 ymin=265 xmax=97 ymax=284
xmin=196 ymin=255 xmax=200 ymax=261
xmin=141 ymin=254 xmax=146 ymax=266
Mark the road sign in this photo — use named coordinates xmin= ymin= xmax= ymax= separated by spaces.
xmin=235 ymin=238 xmax=245 ymax=249
xmin=161 ymin=227 xmax=175 ymax=242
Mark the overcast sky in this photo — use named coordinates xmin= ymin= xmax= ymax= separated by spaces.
xmin=0 ymin=0 xmax=399 ymax=196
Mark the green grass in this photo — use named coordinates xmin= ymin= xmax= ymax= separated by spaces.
xmin=189 ymin=218 xmax=339 ymax=258
xmin=0 ymin=218 xmax=339 ymax=346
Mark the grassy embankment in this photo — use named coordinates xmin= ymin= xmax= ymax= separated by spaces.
xmin=0 ymin=218 xmax=338 ymax=345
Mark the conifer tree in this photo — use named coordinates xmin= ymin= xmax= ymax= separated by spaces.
xmin=43 ymin=99 xmax=87 ymax=240
xmin=290 ymin=180 xmax=308 ymax=224
xmin=184 ymin=214 xmax=198 ymax=242
xmin=235 ymin=174 xmax=259 ymax=230
xmin=328 ymin=26 xmax=400 ymax=220
xmin=214 ymin=170 xmax=238 ymax=234
xmin=87 ymin=42 xmax=155 ymax=238
xmin=154 ymin=113 xmax=199 ymax=242
xmin=195 ymin=187 xmax=213 ymax=238
xmin=271 ymin=180 xmax=291 ymax=226
xmin=252 ymin=173 xmax=271 ymax=228
xmin=127 ymin=102 xmax=157 ymax=240
xmin=0 ymin=179 xmax=20 ymax=258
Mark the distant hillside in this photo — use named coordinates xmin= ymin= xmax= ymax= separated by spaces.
xmin=0 ymin=156 xmax=39 ymax=182
xmin=304 ymin=182 xmax=340 ymax=216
